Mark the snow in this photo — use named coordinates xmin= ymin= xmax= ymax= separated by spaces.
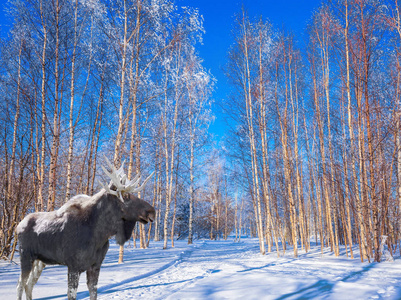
xmin=1 ymin=238 xmax=401 ymax=299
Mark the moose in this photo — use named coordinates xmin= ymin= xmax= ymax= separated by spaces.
xmin=16 ymin=159 xmax=155 ymax=300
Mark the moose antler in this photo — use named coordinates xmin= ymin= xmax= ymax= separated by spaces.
xmin=99 ymin=157 xmax=154 ymax=202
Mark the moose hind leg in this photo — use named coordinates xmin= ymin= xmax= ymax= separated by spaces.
xmin=17 ymin=270 xmax=30 ymax=300
xmin=24 ymin=260 xmax=46 ymax=299
xmin=67 ymin=268 xmax=81 ymax=300
xmin=17 ymin=255 xmax=34 ymax=300
xmin=87 ymin=265 xmax=101 ymax=300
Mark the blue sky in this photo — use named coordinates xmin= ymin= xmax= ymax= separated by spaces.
xmin=0 ymin=0 xmax=322 ymax=140
xmin=0 ymin=0 xmax=8 ymax=37
xmin=185 ymin=0 xmax=322 ymax=140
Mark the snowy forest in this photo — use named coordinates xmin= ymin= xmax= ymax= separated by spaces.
xmin=1 ymin=0 xmax=401 ymax=267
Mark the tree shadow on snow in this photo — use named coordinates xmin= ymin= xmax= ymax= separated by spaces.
xmin=97 ymin=275 xmax=205 ymax=297
xmin=275 ymin=263 xmax=375 ymax=300
xmin=237 ymin=259 xmax=297 ymax=273
xmin=392 ymin=285 xmax=401 ymax=300
xmin=35 ymin=277 xmax=200 ymax=300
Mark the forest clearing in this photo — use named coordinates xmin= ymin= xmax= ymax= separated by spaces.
xmin=2 ymin=0 xmax=401 ymax=298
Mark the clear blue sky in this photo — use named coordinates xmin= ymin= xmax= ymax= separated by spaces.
xmin=0 ymin=0 xmax=322 ymax=140
xmin=184 ymin=0 xmax=322 ymax=140
xmin=0 ymin=0 xmax=8 ymax=37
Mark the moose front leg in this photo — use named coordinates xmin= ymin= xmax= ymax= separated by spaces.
xmin=67 ymin=268 xmax=81 ymax=300
xmin=87 ymin=242 xmax=108 ymax=299
xmin=87 ymin=265 xmax=101 ymax=300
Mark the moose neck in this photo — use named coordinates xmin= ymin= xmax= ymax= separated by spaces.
xmin=91 ymin=190 xmax=126 ymax=246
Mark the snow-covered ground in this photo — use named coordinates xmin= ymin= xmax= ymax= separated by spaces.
xmin=1 ymin=238 xmax=401 ymax=299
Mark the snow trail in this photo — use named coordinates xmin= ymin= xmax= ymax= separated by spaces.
xmin=81 ymin=245 xmax=195 ymax=299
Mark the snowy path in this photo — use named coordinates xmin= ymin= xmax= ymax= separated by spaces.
xmin=1 ymin=238 xmax=401 ymax=299
xmin=93 ymin=241 xmax=255 ymax=299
